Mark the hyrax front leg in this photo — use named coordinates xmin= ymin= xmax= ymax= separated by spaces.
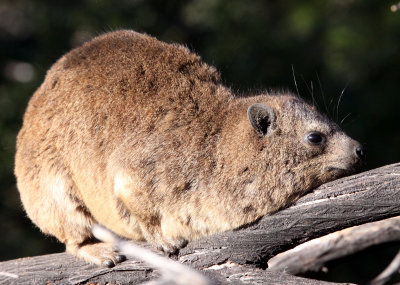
xmin=66 ymin=241 xmax=126 ymax=267
xmin=114 ymin=171 xmax=188 ymax=254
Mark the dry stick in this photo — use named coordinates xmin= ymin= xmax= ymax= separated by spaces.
xmin=368 ymin=249 xmax=400 ymax=285
xmin=267 ymin=215 xmax=400 ymax=275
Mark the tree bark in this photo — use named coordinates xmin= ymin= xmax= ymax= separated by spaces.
xmin=1 ymin=163 xmax=399 ymax=284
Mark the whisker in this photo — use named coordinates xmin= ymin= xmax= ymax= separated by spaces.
xmin=316 ymin=72 xmax=327 ymax=114
xmin=328 ymin=96 xmax=335 ymax=118
xmin=300 ymin=75 xmax=312 ymax=97
xmin=310 ymin=80 xmax=315 ymax=107
xmin=336 ymin=83 xmax=348 ymax=122
xmin=291 ymin=65 xmax=300 ymax=96
xmin=340 ymin=113 xmax=352 ymax=125
xmin=343 ymin=115 xmax=359 ymax=129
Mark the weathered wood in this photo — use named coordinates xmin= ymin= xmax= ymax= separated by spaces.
xmin=1 ymin=163 xmax=399 ymax=284
xmin=0 ymin=253 xmax=154 ymax=285
xmin=0 ymin=253 xmax=350 ymax=285
xmin=207 ymin=264 xmax=353 ymax=284
xmin=180 ymin=163 xmax=400 ymax=268
xmin=267 ymin=215 xmax=400 ymax=274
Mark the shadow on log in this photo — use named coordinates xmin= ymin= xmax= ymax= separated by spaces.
xmin=1 ymin=163 xmax=399 ymax=284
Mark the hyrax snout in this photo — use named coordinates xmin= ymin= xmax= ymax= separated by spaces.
xmin=15 ymin=30 xmax=365 ymax=267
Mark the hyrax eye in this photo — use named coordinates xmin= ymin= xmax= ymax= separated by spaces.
xmin=305 ymin=132 xmax=325 ymax=145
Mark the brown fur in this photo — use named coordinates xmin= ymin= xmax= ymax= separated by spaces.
xmin=15 ymin=30 xmax=364 ymax=266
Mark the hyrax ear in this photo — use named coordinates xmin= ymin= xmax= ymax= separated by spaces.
xmin=247 ymin=103 xmax=275 ymax=136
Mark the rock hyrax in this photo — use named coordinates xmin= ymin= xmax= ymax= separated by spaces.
xmin=15 ymin=30 xmax=366 ymax=266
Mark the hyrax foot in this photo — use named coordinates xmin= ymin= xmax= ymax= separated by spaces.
xmin=67 ymin=242 xmax=126 ymax=267
xmin=138 ymin=224 xmax=189 ymax=254
xmin=155 ymin=238 xmax=188 ymax=255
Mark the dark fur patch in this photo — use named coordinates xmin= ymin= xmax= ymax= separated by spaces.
xmin=51 ymin=78 xmax=58 ymax=89
xmin=243 ymin=205 xmax=255 ymax=214
xmin=115 ymin=197 xmax=131 ymax=221
xmin=67 ymin=192 xmax=93 ymax=219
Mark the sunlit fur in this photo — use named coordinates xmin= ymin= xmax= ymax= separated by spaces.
xmin=15 ymin=30 xmax=362 ymax=265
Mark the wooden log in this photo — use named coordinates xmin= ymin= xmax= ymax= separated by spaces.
xmin=0 ymin=253 xmax=349 ymax=285
xmin=0 ymin=253 xmax=153 ymax=285
xmin=1 ymin=163 xmax=399 ymax=284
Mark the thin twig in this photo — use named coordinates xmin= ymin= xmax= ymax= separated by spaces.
xmin=92 ymin=225 xmax=214 ymax=285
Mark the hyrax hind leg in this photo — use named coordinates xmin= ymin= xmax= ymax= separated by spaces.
xmin=16 ymin=158 xmax=125 ymax=267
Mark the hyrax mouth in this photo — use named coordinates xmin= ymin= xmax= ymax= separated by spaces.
xmin=326 ymin=166 xmax=358 ymax=179
xmin=326 ymin=149 xmax=366 ymax=178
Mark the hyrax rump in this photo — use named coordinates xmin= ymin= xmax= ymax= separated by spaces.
xmin=15 ymin=30 xmax=365 ymax=266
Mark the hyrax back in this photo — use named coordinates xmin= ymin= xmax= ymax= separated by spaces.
xmin=15 ymin=30 xmax=365 ymax=266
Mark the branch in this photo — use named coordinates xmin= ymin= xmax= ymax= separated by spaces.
xmin=1 ymin=163 xmax=399 ymax=284
xmin=267 ymin=215 xmax=400 ymax=274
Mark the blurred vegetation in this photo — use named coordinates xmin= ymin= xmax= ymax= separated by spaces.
xmin=1 ymin=0 xmax=400 ymax=282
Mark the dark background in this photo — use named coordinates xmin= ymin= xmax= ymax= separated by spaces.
xmin=1 ymin=0 xmax=400 ymax=283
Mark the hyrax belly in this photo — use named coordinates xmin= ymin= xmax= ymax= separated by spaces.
xmin=15 ymin=30 xmax=365 ymax=267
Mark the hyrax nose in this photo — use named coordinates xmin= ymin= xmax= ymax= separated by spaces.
xmin=355 ymin=144 xmax=366 ymax=161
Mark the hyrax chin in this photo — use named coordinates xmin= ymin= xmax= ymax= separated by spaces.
xmin=15 ymin=30 xmax=365 ymax=267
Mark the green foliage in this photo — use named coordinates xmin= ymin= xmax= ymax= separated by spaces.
xmin=1 ymin=0 xmax=399 ymax=281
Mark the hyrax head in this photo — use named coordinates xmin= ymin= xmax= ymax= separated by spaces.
xmin=226 ymin=93 xmax=365 ymax=201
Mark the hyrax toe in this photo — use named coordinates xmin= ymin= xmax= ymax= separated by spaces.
xmin=67 ymin=242 xmax=126 ymax=267
xmin=176 ymin=238 xmax=188 ymax=248
xmin=115 ymin=254 xmax=127 ymax=263
xmin=157 ymin=238 xmax=188 ymax=255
